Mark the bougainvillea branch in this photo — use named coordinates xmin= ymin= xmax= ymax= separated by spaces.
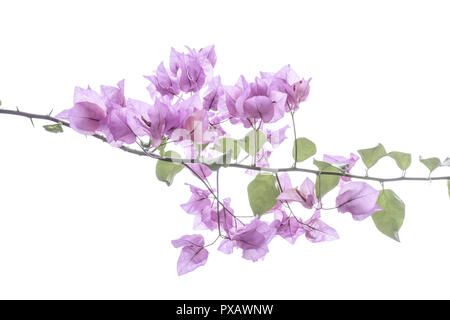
xmin=1 ymin=45 xmax=449 ymax=275
xmin=1 ymin=107 xmax=448 ymax=183
xmin=1 ymin=108 xmax=448 ymax=182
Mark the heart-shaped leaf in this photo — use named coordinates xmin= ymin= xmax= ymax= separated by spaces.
xmin=388 ymin=151 xmax=411 ymax=171
xmin=292 ymin=137 xmax=317 ymax=162
xmin=239 ymin=130 xmax=267 ymax=156
xmin=419 ymin=156 xmax=441 ymax=174
xmin=214 ymin=137 xmax=241 ymax=160
xmin=313 ymin=159 xmax=341 ymax=198
xmin=447 ymin=180 xmax=450 ymax=198
xmin=357 ymin=143 xmax=387 ymax=169
xmin=247 ymin=174 xmax=280 ymax=217
xmin=204 ymin=149 xmax=233 ymax=171
xmin=155 ymin=151 xmax=184 ymax=186
xmin=372 ymin=189 xmax=405 ymax=242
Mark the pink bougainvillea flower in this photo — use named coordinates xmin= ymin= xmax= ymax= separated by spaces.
xmin=101 ymin=79 xmax=126 ymax=109
xmin=261 ymin=65 xmax=311 ymax=111
xmin=192 ymin=206 xmax=216 ymax=231
xmin=303 ymin=210 xmax=339 ymax=243
xmin=323 ymin=153 xmax=360 ymax=182
xmin=180 ymin=183 xmax=211 ymax=215
xmin=145 ymin=62 xmax=180 ymax=98
xmin=224 ymin=76 xmax=287 ymax=126
xmin=197 ymin=45 xmax=217 ymax=68
xmin=218 ymin=219 xmax=276 ymax=262
xmin=262 ymin=65 xmax=299 ymax=109
xmin=57 ymin=86 xmax=107 ymax=135
xmin=292 ymin=78 xmax=311 ymax=105
xmin=203 ymin=76 xmax=225 ymax=111
xmin=186 ymin=45 xmax=217 ymax=83
xmin=271 ymin=209 xmax=305 ymax=244
xmin=123 ymin=98 xmax=167 ymax=146
xmin=209 ymin=197 xmax=237 ymax=235
xmin=191 ymin=197 xmax=237 ymax=233
xmin=169 ymin=94 xmax=203 ymax=142
xmin=184 ymin=109 xmax=210 ymax=143
xmin=335 ymin=182 xmax=382 ymax=221
xmin=185 ymin=163 xmax=213 ymax=181
xmin=277 ymin=172 xmax=293 ymax=191
xmin=169 ymin=48 xmax=207 ymax=93
xmin=171 ymin=234 xmax=209 ymax=275
xmin=106 ymin=107 xmax=137 ymax=144
xmin=265 ymin=125 xmax=290 ymax=148
xmin=277 ymin=177 xmax=317 ymax=209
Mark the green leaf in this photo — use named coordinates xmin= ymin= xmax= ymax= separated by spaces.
xmin=313 ymin=159 xmax=341 ymax=198
xmin=214 ymin=138 xmax=241 ymax=160
xmin=388 ymin=151 xmax=412 ymax=171
xmin=43 ymin=123 xmax=63 ymax=133
xmin=193 ymin=141 xmax=210 ymax=154
xmin=447 ymin=180 xmax=450 ymax=198
xmin=155 ymin=151 xmax=183 ymax=186
xmin=204 ymin=149 xmax=233 ymax=171
xmin=157 ymin=137 xmax=168 ymax=155
xmin=419 ymin=156 xmax=441 ymax=173
xmin=238 ymin=130 xmax=267 ymax=156
xmin=372 ymin=189 xmax=405 ymax=242
xmin=441 ymin=157 xmax=450 ymax=167
xmin=357 ymin=143 xmax=387 ymax=169
xmin=292 ymin=137 xmax=317 ymax=162
xmin=330 ymin=163 xmax=349 ymax=172
xmin=247 ymin=174 xmax=280 ymax=217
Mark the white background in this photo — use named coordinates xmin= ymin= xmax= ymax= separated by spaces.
xmin=0 ymin=0 xmax=449 ymax=299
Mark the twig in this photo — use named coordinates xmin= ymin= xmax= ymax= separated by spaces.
xmin=1 ymin=108 xmax=449 ymax=183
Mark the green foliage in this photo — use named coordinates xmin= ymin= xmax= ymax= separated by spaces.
xmin=239 ymin=130 xmax=267 ymax=156
xmin=447 ymin=180 xmax=450 ymax=198
xmin=43 ymin=123 xmax=63 ymax=133
xmin=204 ymin=150 xmax=233 ymax=171
xmin=419 ymin=157 xmax=441 ymax=174
xmin=388 ymin=151 xmax=412 ymax=171
xmin=155 ymin=151 xmax=184 ymax=186
xmin=247 ymin=174 xmax=280 ymax=217
xmin=214 ymin=137 xmax=241 ymax=160
xmin=372 ymin=190 xmax=405 ymax=242
xmin=357 ymin=143 xmax=387 ymax=169
xmin=313 ymin=160 xmax=341 ymax=198
xmin=292 ymin=137 xmax=317 ymax=162
xmin=157 ymin=137 xmax=168 ymax=155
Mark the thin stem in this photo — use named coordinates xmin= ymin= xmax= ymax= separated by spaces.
xmin=317 ymin=172 xmax=322 ymax=209
xmin=289 ymin=106 xmax=298 ymax=168
xmin=1 ymin=108 xmax=450 ymax=184
xmin=216 ymin=168 xmax=221 ymax=236
xmin=275 ymin=173 xmax=322 ymax=232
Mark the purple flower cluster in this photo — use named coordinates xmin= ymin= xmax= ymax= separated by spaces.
xmin=57 ymin=46 xmax=382 ymax=275
xmin=57 ymin=46 xmax=310 ymax=150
